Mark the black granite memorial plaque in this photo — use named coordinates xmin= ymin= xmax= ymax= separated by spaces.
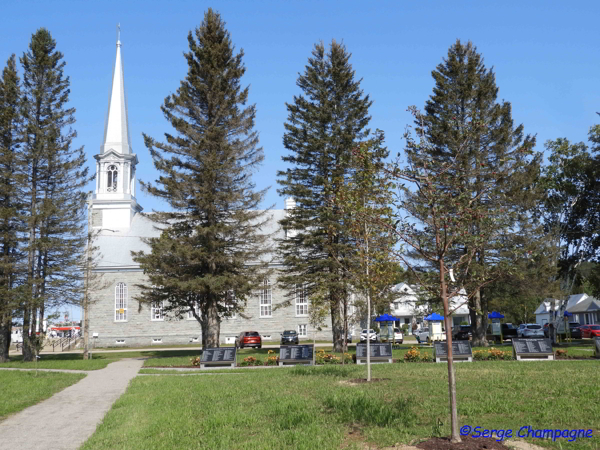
xmin=512 ymin=338 xmax=553 ymax=361
xmin=434 ymin=341 xmax=472 ymax=361
xmin=200 ymin=347 xmax=236 ymax=367
xmin=355 ymin=343 xmax=393 ymax=364
xmin=279 ymin=344 xmax=314 ymax=365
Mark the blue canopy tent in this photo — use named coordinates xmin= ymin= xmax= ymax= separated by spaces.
xmin=423 ymin=313 xmax=445 ymax=343
xmin=374 ymin=314 xmax=399 ymax=322
xmin=488 ymin=311 xmax=505 ymax=341
xmin=424 ymin=312 xmax=444 ymax=321
xmin=374 ymin=314 xmax=399 ymax=342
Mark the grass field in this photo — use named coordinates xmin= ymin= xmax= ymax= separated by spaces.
xmin=82 ymin=360 xmax=599 ymax=450
xmin=0 ymin=371 xmax=86 ymax=421
xmin=1 ymin=349 xmax=201 ymax=371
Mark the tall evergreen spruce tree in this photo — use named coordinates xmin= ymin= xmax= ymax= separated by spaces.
xmin=20 ymin=29 xmax=90 ymax=361
xmin=0 ymin=55 xmax=23 ymax=362
xmin=419 ymin=40 xmax=542 ymax=346
xmin=133 ymin=9 xmax=270 ymax=349
xmin=277 ymin=41 xmax=372 ymax=352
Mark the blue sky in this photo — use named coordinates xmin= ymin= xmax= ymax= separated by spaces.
xmin=1 ymin=1 xmax=598 ymax=214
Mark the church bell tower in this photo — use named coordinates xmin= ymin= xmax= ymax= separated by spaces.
xmin=90 ymin=27 xmax=142 ymax=229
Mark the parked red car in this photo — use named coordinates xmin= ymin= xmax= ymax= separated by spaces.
xmin=580 ymin=324 xmax=600 ymax=339
xmin=235 ymin=331 xmax=262 ymax=349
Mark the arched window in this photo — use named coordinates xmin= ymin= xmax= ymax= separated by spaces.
xmin=259 ymin=279 xmax=272 ymax=318
xmin=295 ymin=284 xmax=308 ymax=316
xmin=115 ymin=283 xmax=127 ymax=321
xmin=107 ymin=164 xmax=118 ymax=192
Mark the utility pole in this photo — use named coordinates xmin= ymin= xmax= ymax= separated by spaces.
xmin=82 ymin=198 xmax=92 ymax=360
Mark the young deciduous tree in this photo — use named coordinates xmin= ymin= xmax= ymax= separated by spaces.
xmin=133 ymin=9 xmax=271 ymax=348
xmin=0 ymin=55 xmax=23 ymax=362
xmin=277 ymin=40 xmax=372 ymax=352
xmin=332 ymin=131 xmax=399 ymax=380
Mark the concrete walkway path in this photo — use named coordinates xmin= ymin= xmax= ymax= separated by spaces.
xmin=0 ymin=358 xmax=144 ymax=450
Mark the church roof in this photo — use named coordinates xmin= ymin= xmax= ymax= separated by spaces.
xmin=94 ymin=209 xmax=287 ymax=270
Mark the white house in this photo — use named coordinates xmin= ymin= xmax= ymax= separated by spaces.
xmin=389 ymin=283 xmax=470 ymax=334
xmin=534 ymin=293 xmax=600 ymax=326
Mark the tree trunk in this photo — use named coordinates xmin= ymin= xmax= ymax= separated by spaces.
xmin=470 ymin=289 xmax=488 ymax=347
xmin=205 ymin=296 xmax=220 ymax=348
xmin=441 ymin=259 xmax=461 ymax=443
xmin=22 ymin=306 xmax=33 ymax=361
xmin=330 ymin=290 xmax=343 ymax=353
xmin=0 ymin=313 xmax=11 ymax=363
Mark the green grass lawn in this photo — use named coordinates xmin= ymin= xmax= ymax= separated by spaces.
xmin=0 ymin=371 xmax=86 ymax=421
xmin=83 ymin=360 xmax=599 ymax=450
xmin=1 ymin=349 xmax=202 ymax=371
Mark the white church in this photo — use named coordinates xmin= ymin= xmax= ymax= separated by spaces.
xmin=87 ymin=36 xmax=333 ymax=347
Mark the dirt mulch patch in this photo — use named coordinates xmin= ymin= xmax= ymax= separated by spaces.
xmin=416 ymin=436 xmax=511 ymax=450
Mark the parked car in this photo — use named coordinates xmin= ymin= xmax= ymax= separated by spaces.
xmin=453 ymin=325 xmax=471 ymax=341
xmin=517 ymin=323 xmax=544 ymax=338
xmin=416 ymin=326 xmax=446 ymax=343
xmin=360 ymin=329 xmax=378 ymax=343
xmin=393 ymin=327 xmax=403 ymax=344
xmin=280 ymin=330 xmax=299 ymax=345
xmin=501 ymin=323 xmax=518 ymax=340
xmin=557 ymin=321 xmax=582 ymax=339
xmin=235 ymin=331 xmax=262 ymax=349
xmin=580 ymin=324 xmax=600 ymax=339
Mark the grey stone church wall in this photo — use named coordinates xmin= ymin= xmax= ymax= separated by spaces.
xmin=89 ymin=268 xmax=334 ymax=347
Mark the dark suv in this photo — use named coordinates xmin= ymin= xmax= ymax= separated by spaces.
xmin=235 ymin=331 xmax=262 ymax=349
xmin=280 ymin=330 xmax=299 ymax=345
xmin=453 ymin=325 xmax=472 ymax=340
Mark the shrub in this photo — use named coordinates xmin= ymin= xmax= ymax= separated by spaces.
xmin=265 ymin=355 xmax=278 ymax=366
xmin=555 ymin=349 xmax=568 ymax=358
xmin=472 ymin=350 xmax=487 ymax=361
xmin=240 ymin=356 xmax=262 ymax=366
xmin=488 ymin=347 xmax=512 ymax=361
xmin=420 ymin=352 xmax=433 ymax=362
xmin=404 ymin=347 xmax=421 ymax=362
xmin=190 ymin=357 xmax=201 ymax=366
xmin=315 ymin=348 xmax=341 ymax=365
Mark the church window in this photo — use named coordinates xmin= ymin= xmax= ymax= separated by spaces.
xmin=114 ymin=283 xmax=127 ymax=322
xmin=151 ymin=301 xmax=164 ymax=321
xmin=295 ymin=284 xmax=308 ymax=316
xmin=107 ymin=164 xmax=118 ymax=192
xmin=259 ymin=279 xmax=272 ymax=318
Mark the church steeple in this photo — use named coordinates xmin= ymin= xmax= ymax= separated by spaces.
xmin=102 ymin=24 xmax=131 ymax=155
xmin=90 ymin=26 xmax=142 ymax=230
